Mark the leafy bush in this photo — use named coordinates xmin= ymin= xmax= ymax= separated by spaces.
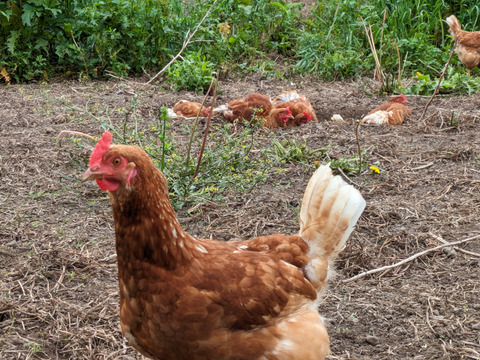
xmin=166 ymin=51 xmax=215 ymax=92
xmin=3 ymin=0 xmax=480 ymax=95
xmin=406 ymin=68 xmax=480 ymax=95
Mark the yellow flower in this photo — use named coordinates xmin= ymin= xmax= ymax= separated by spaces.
xmin=313 ymin=160 xmax=319 ymax=166
xmin=416 ymin=72 xmax=421 ymax=76
xmin=369 ymin=165 xmax=380 ymax=174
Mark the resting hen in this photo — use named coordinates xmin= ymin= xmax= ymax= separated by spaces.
xmin=170 ymin=100 xmax=210 ymax=118
xmin=273 ymin=90 xmax=318 ymax=126
xmin=263 ymin=106 xmax=294 ymax=128
xmin=82 ymin=132 xmax=366 ymax=360
xmin=361 ymin=94 xmax=411 ymax=125
xmin=446 ymin=15 xmax=480 ymax=76
xmin=223 ymin=93 xmax=273 ymax=124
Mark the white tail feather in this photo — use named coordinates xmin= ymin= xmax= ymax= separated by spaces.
xmin=213 ymin=104 xmax=229 ymax=112
xmin=446 ymin=15 xmax=461 ymax=37
xmin=299 ymin=165 xmax=366 ymax=260
xmin=166 ymin=108 xmax=177 ymax=118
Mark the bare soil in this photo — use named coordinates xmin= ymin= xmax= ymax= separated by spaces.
xmin=1 ymin=76 xmax=479 ymax=360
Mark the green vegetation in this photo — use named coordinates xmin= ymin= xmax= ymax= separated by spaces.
xmin=61 ymin=98 xmax=365 ymax=209
xmin=2 ymin=0 xmax=480 ymax=93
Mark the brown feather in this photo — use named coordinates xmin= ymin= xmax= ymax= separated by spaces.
xmin=173 ymin=100 xmax=209 ymax=118
xmin=223 ymin=93 xmax=273 ymax=123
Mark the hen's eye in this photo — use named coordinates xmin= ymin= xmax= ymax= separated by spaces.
xmin=112 ymin=158 xmax=121 ymax=167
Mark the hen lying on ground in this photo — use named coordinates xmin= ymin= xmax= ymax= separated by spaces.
xmin=169 ymin=100 xmax=211 ymax=118
xmin=273 ymin=90 xmax=318 ymax=126
xmin=82 ymin=132 xmax=366 ymax=360
xmin=361 ymin=94 xmax=411 ymax=125
xmin=446 ymin=15 xmax=480 ymax=76
xmin=223 ymin=93 xmax=273 ymax=123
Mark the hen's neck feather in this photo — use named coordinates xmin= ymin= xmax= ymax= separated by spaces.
xmin=108 ymin=146 xmax=194 ymax=270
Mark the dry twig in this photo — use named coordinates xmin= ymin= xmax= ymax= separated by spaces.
xmin=184 ymin=74 xmax=218 ymax=169
xmin=343 ymin=234 xmax=480 ymax=283
xmin=146 ymin=0 xmax=218 ymax=85
xmin=419 ymin=49 xmax=455 ymax=122
xmin=429 ymin=232 xmax=480 ymax=258
xmin=57 ymin=130 xmax=95 ymax=141
xmin=362 ymin=18 xmax=384 ymax=87
xmin=355 ymin=120 xmax=362 ymax=175
xmin=71 ymin=30 xmax=89 ymax=79
xmin=193 ymin=73 xmax=219 ymax=180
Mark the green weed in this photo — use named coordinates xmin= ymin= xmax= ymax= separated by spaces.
xmin=166 ymin=51 xmax=215 ymax=92
xmin=406 ymin=68 xmax=480 ymax=95
xmin=24 ymin=342 xmax=42 ymax=354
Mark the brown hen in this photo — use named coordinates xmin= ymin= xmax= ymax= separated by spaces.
xmin=273 ymin=90 xmax=318 ymax=126
xmin=82 ymin=132 xmax=366 ymax=360
xmin=446 ymin=15 xmax=480 ymax=75
xmin=223 ymin=93 xmax=273 ymax=124
xmin=361 ymin=94 xmax=411 ymax=125
xmin=172 ymin=100 xmax=210 ymax=118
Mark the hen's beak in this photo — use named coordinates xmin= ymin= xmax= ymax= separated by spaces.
xmin=82 ymin=167 xmax=103 ymax=182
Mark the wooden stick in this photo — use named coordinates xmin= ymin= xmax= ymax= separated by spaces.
xmin=146 ymin=0 xmax=218 ymax=85
xmin=193 ymin=73 xmax=219 ymax=180
xmin=57 ymin=130 xmax=95 ymax=140
xmin=343 ymin=234 xmax=480 ymax=283
xmin=355 ymin=119 xmax=362 ymax=175
xmin=184 ymin=75 xmax=217 ymax=169
xmin=419 ymin=49 xmax=454 ymax=122
xmin=429 ymin=232 xmax=480 ymax=258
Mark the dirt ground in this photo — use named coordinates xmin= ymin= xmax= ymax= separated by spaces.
xmin=1 ymin=76 xmax=480 ymax=360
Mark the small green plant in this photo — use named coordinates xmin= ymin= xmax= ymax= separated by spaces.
xmin=328 ymin=149 xmax=369 ymax=175
xmin=24 ymin=342 xmax=42 ymax=354
xmin=448 ymin=112 xmax=459 ymax=130
xmin=166 ymin=52 xmax=215 ymax=92
xmin=28 ymin=190 xmax=45 ymax=200
xmin=268 ymin=139 xmax=328 ymax=164
xmin=407 ymin=68 xmax=480 ymax=95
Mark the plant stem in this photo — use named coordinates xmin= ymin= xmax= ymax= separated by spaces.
xmin=192 ymin=73 xmax=219 ymax=180
xmin=355 ymin=120 xmax=362 ymax=175
xmin=160 ymin=107 xmax=168 ymax=171
xmin=185 ymin=77 xmax=216 ymax=170
xmin=70 ymin=30 xmax=89 ymax=79
xmin=419 ymin=49 xmax=454 ymax=122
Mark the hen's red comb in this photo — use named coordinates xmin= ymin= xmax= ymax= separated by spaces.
xmin=285 ymin=106 xmax=292 ymax=115
xmin=303 ymin=112 xmax=312 ymax=121
xmin=400 ymin=94 xmax=407 ymax=102
xmin=89 ymin=131 xmax=112 ymax=167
